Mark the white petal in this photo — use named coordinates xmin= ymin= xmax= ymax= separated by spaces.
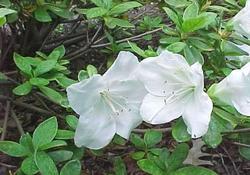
xmin=103 ymin=51 xmax=139 ymax=82
xmin=137 ymin=51 xmax=192 ymax=96
xmin=74 ymin=99 xmax=116 ymax=149
xmin=66 ymin=75 xmax=105 ymax=115
xmin=190 ymin=62 xmax=204 ymax=91
xmin=241 ymin=62 xmax=250 ymax=76
xmin=109 ymin=80 xmax=147 ymax=104
xmin=115 ymin=103 xmax=142 ymax=139
xmin=140 ymin=93 xmax=188 ymax=124
xmin=182 ymin=92 xmax=213 ymax=138
xmin=232 ymin=90 xmax=250 ymax=116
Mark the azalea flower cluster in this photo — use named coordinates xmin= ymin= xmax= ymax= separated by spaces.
xmin=67 ymin=50 xmax=250 ymax=149
xmin=66 ymin=1 xmax=250 ymax=149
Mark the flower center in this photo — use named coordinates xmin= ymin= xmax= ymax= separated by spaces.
xmin=100 ymin=90 xmax=130 ymax=116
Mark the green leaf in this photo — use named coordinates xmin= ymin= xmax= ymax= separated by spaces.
xmin=0 ymin=8 xmax=16 ymax=17
xmin=34 ymin=7 xmax=52 ymax=22
xmin=167 ymin=42 xmax=186 ymax=53
xmin=47 ymin=50 xmax=61 ymax=61
xmin=47 ymin=5 xmax=73 ymax=19
xmin=65 ymin=115 xmax=78 ymax=130
xmin=163 ymin=7 xmax=181 ymax=27
xmin=108 ymin=2 xmax=142 ymax=15
xmin=30 ymin=78 xmax=49 ymax=86
xmin=183 ymin=2 xmax=199 ymax=20
xmin=0 ymin=72 xmax=7 ymax=80
xmin=35 ymin=151 xmax=59 ymax=175
xmin=221 ymin=40 xmax=248 ymax=56
xmin=55 ymin=130 xmax=74 ymax=140
xmin=114 ymin=156 xmax=127 ymax=175
xmin=167 ymin=143 xmax=189 ymax=172
xmin=86 ymin=65 xmax=98 ymax=77
xmin=105 ymin=17 xmax=134 ymax=28
xmin=144 ymin=130 xmax=162 ymax=148
xmin=60 ymin=160 xmax=81 ymax=175
xmin=137 ymin=159 xmax=164 ymax=175
xmin=14 ymin=53 xmax=32 ymax=76
xmin=113 ymin=135 xmax=126 ymax=145
xmin=0 ymin=141 xmax=27 ymax=157
xmin=173 ymin=166 xmax=217 ymax=175
xmin=19 ymin=133 xmax=34 ymax=154
xmin=40 ymin=140 xmax=67 ymax=150
xmin=48 ymin=150 xmax=73 ymax=163
xmin=172 ymin=118 xmax=191 ymax=142
xmin=184 ymin=46 xmax=204 ymax=65
xmin=56 ymin=76 xmax=77 ymax=88
xmin=39 ymin=86 xmax=63 ymax=104
xmin=160 ymin=37 xmax=180 ymax=45
xmin=0 ymin=16 xmax=6 ymax=26
xmin=32 ymin=117 xmax=58 ymax=149
xmin=13 ymin=81 xmax=32 ymax=96
xmin=91 ymin=0 xmax=112 ymax=9
xmin=53 ymin=45 xmax=65 ymax=59
xmin=78 ymin=70 xmax=89 ymax=81
xmin=203 ymin=114 xmax=232 ymax=148
xmin=21 ymin=156 xmax=39 ymax=175
xmin=0 ymin=0 xmax=11 ymax=7
xmin=131 ymin=151 xmax=145 ymax=160
xmin=86 ymin=7 xmax=108 ymax=19
xmin=182 ymin=12 xmax=217 ymax=33
xmin=34 ymin=60 xmax=57 ymax=77
xmin=164 ymin=0 xmax=189 ymax=8
xmin=130 ymin=133 xmax=145 ymax=149
xmin=128 ymin=41 xmax=147 ymax=58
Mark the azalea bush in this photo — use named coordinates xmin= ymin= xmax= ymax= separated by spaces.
xmin=1 ymin=0 xmax=250 ymax=174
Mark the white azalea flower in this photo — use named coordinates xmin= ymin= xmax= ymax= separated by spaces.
xmin=136 ymin=51 xmax=213 ymax=138
xmin=232 ymin=0 xmax=250 ymax=38
xmin=209 ymin=62 xmax=250 ymax=116
xmin=67 ymin=51 xmax=147 ymax=149
xmin=227 ymin=44 xmax=250 ymax=65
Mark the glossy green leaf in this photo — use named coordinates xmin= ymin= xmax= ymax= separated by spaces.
xmin=108 ymin=2 xmax=142 ymax=15
xmin=137 ymin=159 xmax=164 ymax=175
xmin=30 ymin=78 xmax=49 ymax=86
xmin=13 ymin=81 xmax=32 ymax=96
xmin=167 ymin=42 xmax=186 ymax=53
xmin=34 ymin=7 xmax=52 ymax=22
xmin=144 ymin=130 xmax=162 ymax=148
xmin=21 ymin=156 xmax=39 ymax=175
xmin=14 ymin=53 xmax=32 ymax=76
xmin=55 ymin=130 xmax=74 ymax=140
xmin=114 ymin=156 xmax=127 ymax=175
xmin=60 ymin=160 xmax=81 ymax=175
xmin=48 ymin=150 xmax=73 ymax=163
xmin=0 ymin=141 xmax=27 ymax=157
xmin=173 ymin=166 xmax=217 ymax=175
xmin=86 ymin=7 xmax=108 ymax=18
xmin=66 ymin=115 xmax=78 ymax=130
xmin=172 ymin=119 xmax=191 ymax=142
xmin=35 ymin=151 xmax=59 ymax=175
xmin=39 ymin=86 xmax=63 ymax=104
xmin=40 ymin=140 xmax=67 ymax=150
xmin=32 ymin=117 xmax=58 ymax=149
xmin=34 ymin=59 xmax=57 ymax=76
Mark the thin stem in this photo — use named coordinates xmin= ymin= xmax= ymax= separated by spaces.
xmin=133 ymin=127 xmax=171 ymax=133
xmin=11 ymin=109 xmax=24 ymax=136
xmin=1 ymin=101 xmax=11 ymax=140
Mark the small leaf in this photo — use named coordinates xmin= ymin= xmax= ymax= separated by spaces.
xmin=184 ymin=46 xmax=204 ymax=65
xmin=131 ymin=151 xmax=145 ymax=160
xmin=86 ymin=7 xmax=107 ymax=18
xmin=182 ymin=12 xmax=217 ymax=33
xmin=40 ymin=140 xmax=67 ymax=150
xmin=144 ymin=130 xmax=162 ymax=148
xmin=32 ymin=117 xmax=58 ymax=149
xmin=30 ymin=78 xmax=49 ymax=86
xmin=163 ymin=7 xmax=181 ymax=27
xmin=34 ymin=59 xmax=57 ymax=76
xmin=114 ymin=156 xmax=127 ymax=175
xmin=173 ymin=166 xmax=217 ymax=175
xmin=48 ymin=150 xmax=73 ymax=163
xmin=108 ymin=2 xmax=142 ymax=15
xmin=221 ymin=40 xmax=248 ymax=56
xmin=13 ymin=81 xmax=32 ymax=96
xmin=172 ymin=118 xmax=191 ymax=142
xmin=130 ymin=133 xmax=145 ymax=149
xmin=0 ymin=72 xmax=8 ymax=80
xmin=137 ymin=159 xmax=164 ymax=175
xmin=19 ymin=133 xmax=34 ymax=154
xmin=183 ymin=2 xmax=199 ymax=20
xmin=39 ymin=86 xmax=63 ymax=104
xmin=14 ymin=53 xmax=32 ymax=76
xmin=167 ymin=143 xmax=189 ymax=172
xmin=66 ymin=115 xmax=78 ymax=130
xmin=56 ymin=76 xmax=76 ymax=88
xmin=87 ymin=65 xmax=98 ymax=77
xmin=55 ymin=130 xmax=74 ymax=140
xmin=35 ymin=151 xmax=59 ymax=175
xmin=105 ymin=17 xmax=134 ymax=28
xmin=60 ymin=160 xmax=81 ymax=175
xmin=78 ymin=70 xmax=89 ymax=81
xmin=0 ymin=8 xmax=16 ymax=17
xmin=0 ymin=141 xmax=27 ymax=157
xmin=239 ymin=133 xmax=250 ymax=160
xmin=47 ymin=50 xmax=61 ymax=61
xmin=128 ymin=41 xmax=147 ymax=58
xmin=34 ymin=7 xmax=52 ymax=22
xmin=21 ymin=156 xmax=39 ymax=175
xmin=167 ymin=42 xmax=186 ymax=53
